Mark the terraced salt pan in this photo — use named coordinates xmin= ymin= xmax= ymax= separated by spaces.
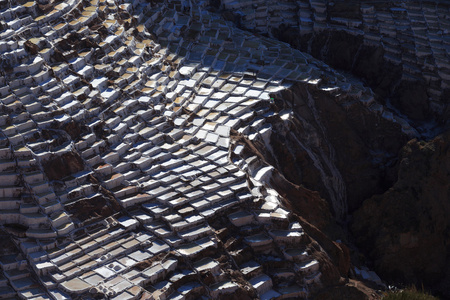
xmin=0 ymin=0 xmax=396 ymax=297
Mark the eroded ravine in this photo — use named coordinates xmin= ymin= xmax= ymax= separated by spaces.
xmin=217 ymin=0 xmax=450 ymax=297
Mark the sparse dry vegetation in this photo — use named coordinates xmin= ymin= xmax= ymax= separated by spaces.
xmin=383 ymin=286 xmax=439 ymax=300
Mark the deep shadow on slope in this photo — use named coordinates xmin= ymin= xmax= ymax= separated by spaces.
xmin=276 ymin=28 xmax=445 ymax=123
xmin=352 ymin=132 xmax=450 ymax=298
xmin=231 ymin=129 xmax=383 ymax=299
xmin=266 ymin=82 xmax=408 ymax=214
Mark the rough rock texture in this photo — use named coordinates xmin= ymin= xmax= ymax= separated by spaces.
xmin=257 ymin=82 xmax=408 ymax=215
xmin=218 ymin=1 xmax=450 ymax=295
xmin=0 ymin=229 xmax=18 ymax=255
xmin=286 ymin=31 xmax=401 ymax=102
xmin=392 ymin=80 xmax=430 ymax=121
xmin=42 ymin=152 xmax=85 ymax=181
xmin=230 ymin=132 xmax=354 ymax=293
xmin=64 ymin=191 xmax=118 ymax=224
xmin=352 ymin=131 xmax=450 ymax=297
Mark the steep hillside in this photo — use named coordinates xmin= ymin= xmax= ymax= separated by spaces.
xmin=218 ymin=0 xmax=450 ymax=126
xmin=0 ymin=0 xmax=448 ymax=299
xmin=217 ymin=0 xmax=450 ymax=297
xmin=352 ymin=132 xmax=450 ymax=298
xmin=0 ymin=0 xmax=392 ymax=298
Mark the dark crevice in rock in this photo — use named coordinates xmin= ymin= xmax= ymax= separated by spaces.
xmin=269 ymin=83 xmax=407 ymax=214
xmin=351 ymin=132 xmax=450 ymax=298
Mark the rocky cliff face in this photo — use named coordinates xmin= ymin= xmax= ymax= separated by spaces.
xmin=242 ymin=79 xmax=412 ymax=218
xmin=352 ymin=132 xmax=450 ymax=298
xmin=271 ymin=83 xmax=409 ymax=215
xmin=218 ymin=0 xmax=450 ymax=297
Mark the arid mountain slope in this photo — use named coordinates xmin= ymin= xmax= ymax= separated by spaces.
xmin=352 ymin=132 xmax=450 ymax=298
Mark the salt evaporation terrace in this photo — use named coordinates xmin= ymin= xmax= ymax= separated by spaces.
xmin=0 ymin=0 xmax=413 ymax=299
xmin=221 ymin=0 xmax=450 ymax=115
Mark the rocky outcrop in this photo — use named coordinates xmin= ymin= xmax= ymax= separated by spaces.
xmin=314 ymin=281 xmax=377 ymax=300
xmin=254 ymin=82 xmax=409 ymax=216
xmin=42 ymin=151 xmax=84 ymax=181
xmin=352 ymin=131 xmax=450 ymax=297
xmin=230 ymin=131 xmax=359 ymax=294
